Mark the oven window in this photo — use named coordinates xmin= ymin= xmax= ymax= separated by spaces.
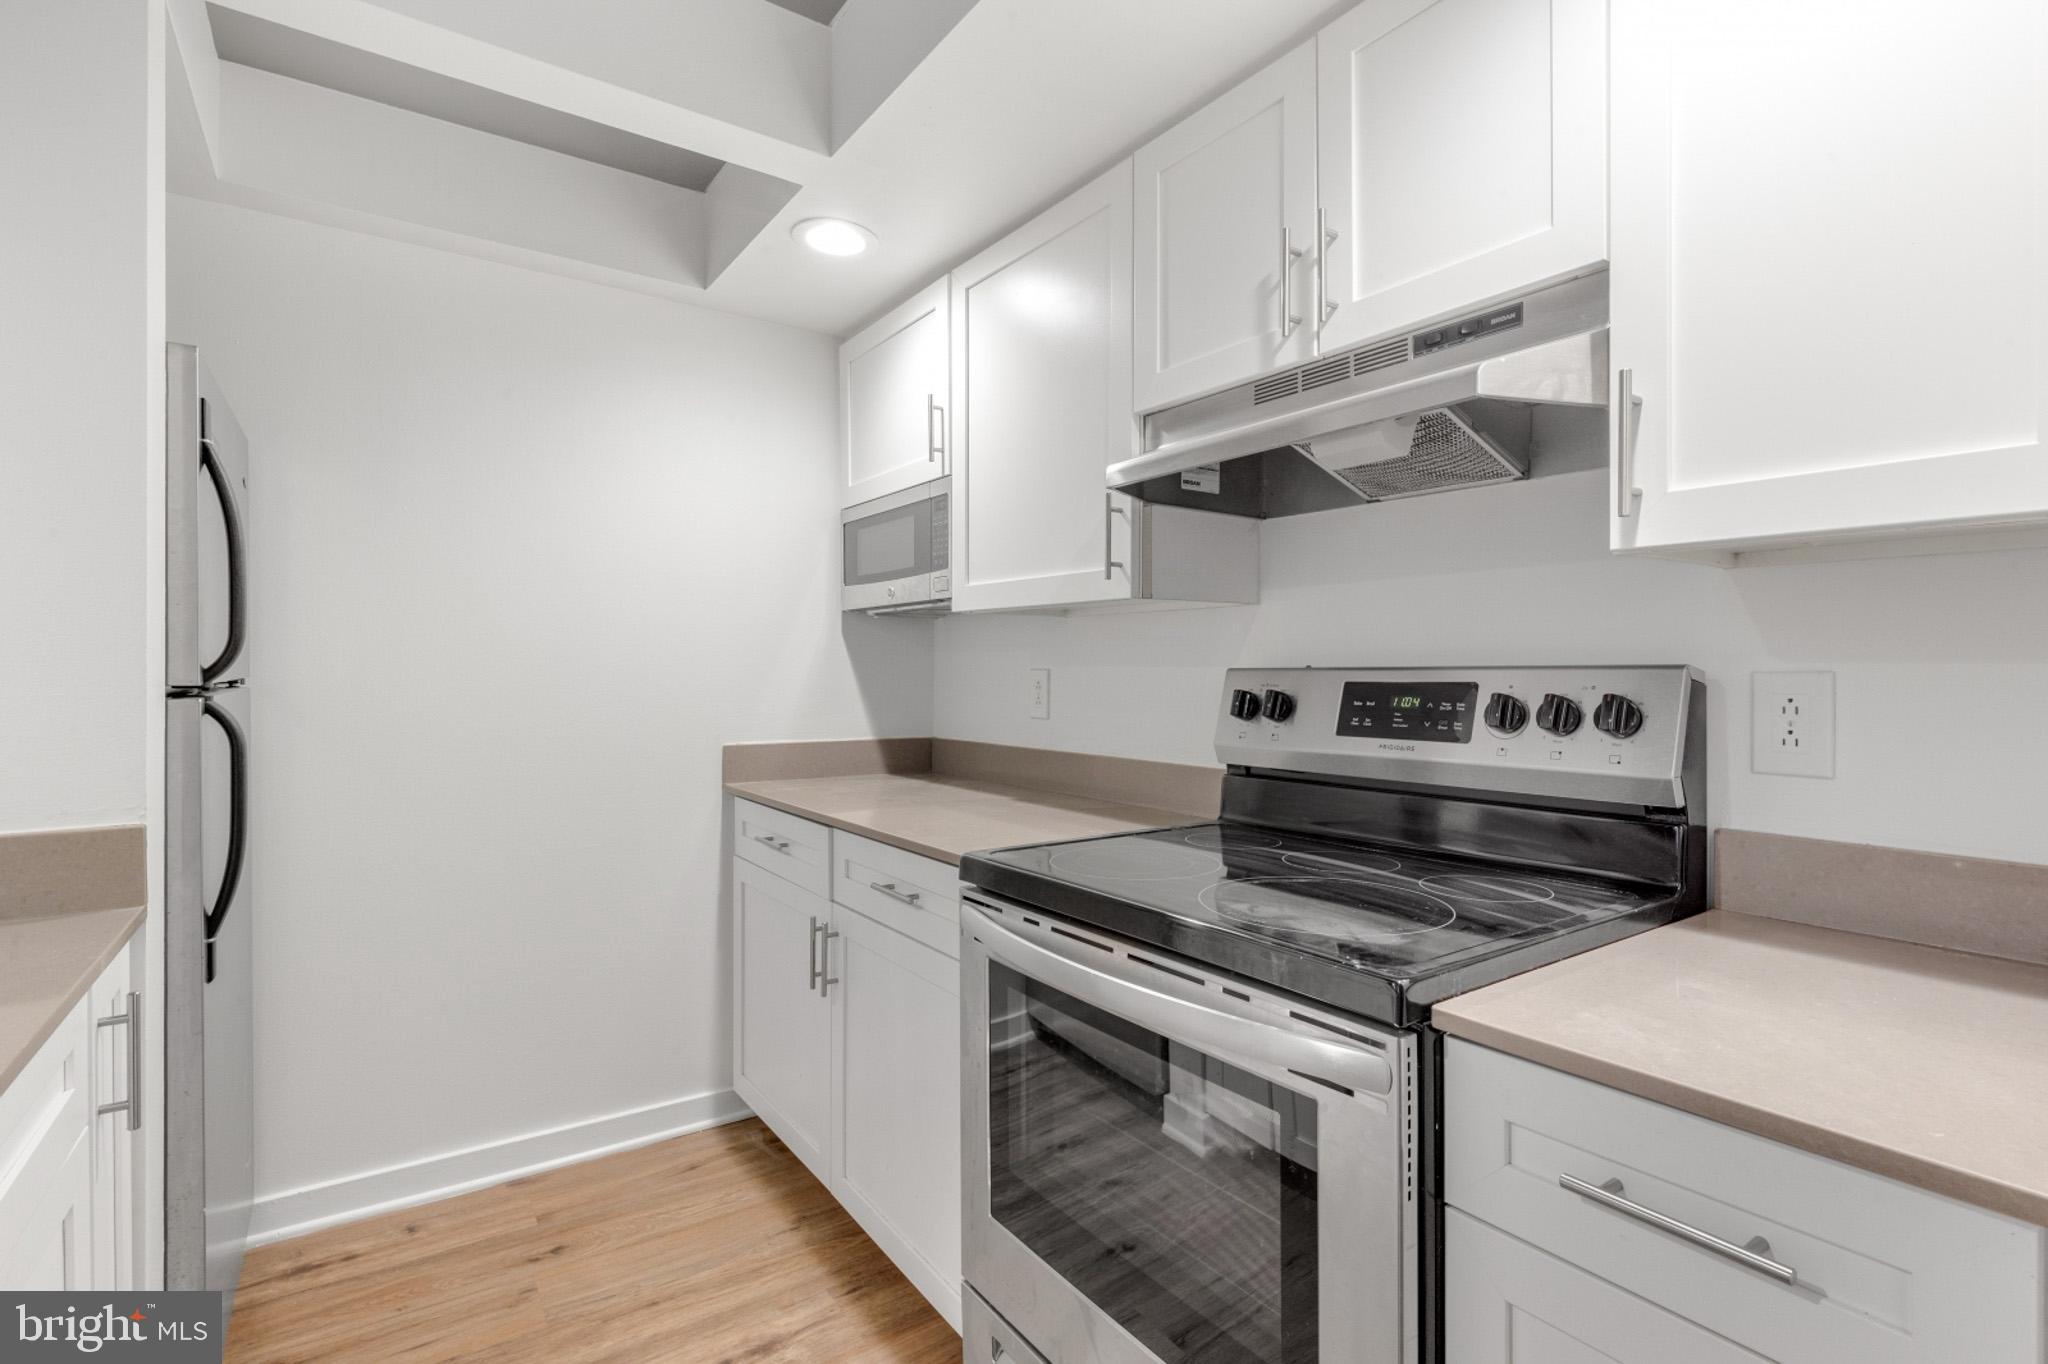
xmin=988 ymin=962 xmax=1319 ymax=1364
xmin=843 ymin=499 xmax=932 ymax=585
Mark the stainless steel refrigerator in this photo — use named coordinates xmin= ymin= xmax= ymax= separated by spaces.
xmin=165 ymin=343 xmax=255 ymax=1311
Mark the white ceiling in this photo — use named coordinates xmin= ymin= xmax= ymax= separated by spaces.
xmin=170 ymin=0 xmax=1351 ymax=336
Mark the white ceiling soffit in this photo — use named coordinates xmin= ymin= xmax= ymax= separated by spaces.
xmin=764 ymin=0 xmax=851 ymax=23
xmin=207 ymin=4 xmax=726 ymax=190
xmin=170 ymin=0 xmax=1349 ymax=335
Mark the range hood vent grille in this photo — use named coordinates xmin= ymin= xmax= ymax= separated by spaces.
xmin=1326 ymin=408 xmax=1525 ymax=500
xmin=1253 ymin=337 xmax=1412 ymax=407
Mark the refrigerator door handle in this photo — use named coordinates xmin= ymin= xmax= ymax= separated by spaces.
xmin=201 ymin=698 xmax=249 ymax=972
xmin=199 ymin=437 xmax=248 ymax=685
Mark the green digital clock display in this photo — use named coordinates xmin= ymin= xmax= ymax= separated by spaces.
xmin=1336 ymin=681 xmax=1479 ymax=743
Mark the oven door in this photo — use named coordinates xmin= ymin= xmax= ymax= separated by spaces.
xmin=962 ymin=898 xmax=1416 ymax=1364
xmin=842 ymin=479 xmax=949 ymax=611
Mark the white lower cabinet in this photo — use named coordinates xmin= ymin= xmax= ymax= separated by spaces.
xmin=732 ymin=859 xmax=834 ymax=1181
xmin=730 ymin=804 xmax=964 ymax=1330
xmin=89 ymin=937 xmax=141 ymax=1290
xmin=830 ymin=899 xmax=961 ymax=1327
xmin=1445 ymin=1039 xmax=2046 ymax=1364
xmin=1447 ymin=1210 xmax=1764 ymax=1363
xmin=0 ymin=938 xmax=144 ymax=1291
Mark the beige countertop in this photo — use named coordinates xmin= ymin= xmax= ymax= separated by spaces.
xmin=0 ymin=904 xmax=144 ymax=1093
xmin=1434 ymin=909 xmax=2048 ymax=1227
xmin=725 ymin=772 xmax=1198 ymax=865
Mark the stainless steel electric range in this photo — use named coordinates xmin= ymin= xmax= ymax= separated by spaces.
xmin=957 ymin=666 xmax=1707 ymax=1364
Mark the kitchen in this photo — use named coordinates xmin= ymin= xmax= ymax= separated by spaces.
xmin=2 ymin=1 xmax=2045 ymax=1361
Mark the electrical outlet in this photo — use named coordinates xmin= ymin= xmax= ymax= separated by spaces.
xmin=1751 ymin=671 xmax=1835 ymax=778
xmin=1027 ymin=668 xmax=1051 ymax=720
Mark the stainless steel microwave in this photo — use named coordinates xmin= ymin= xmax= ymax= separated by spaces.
xmin=842 ymin=478 xmax=950 ymax=616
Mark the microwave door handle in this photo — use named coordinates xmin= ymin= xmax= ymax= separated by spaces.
xmin=967 ymin=906 xmax=1391 ymax=1096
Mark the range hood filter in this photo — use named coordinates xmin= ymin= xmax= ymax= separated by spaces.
xmin=1306 ymin=403 xmax=1530 ymax=502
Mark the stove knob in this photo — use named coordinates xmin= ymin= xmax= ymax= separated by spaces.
xmin=1535 ymin=693 xmax=1583 ymax=736
xmin=1483 ymin=692 xmax=1529 ymax=736
xmin=1594 ymin=692 xmax=1645 ymax=740
xmin=1261 ymin=689 xmax=1296 ymax=723
xmin=1229 ymin=688 xmax=1263 ymax=722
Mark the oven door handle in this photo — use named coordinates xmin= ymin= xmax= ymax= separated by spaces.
xmin=968 ymin=905 xmax=1392 ymax=1096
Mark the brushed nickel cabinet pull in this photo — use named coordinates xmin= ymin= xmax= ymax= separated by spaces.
xmin=1560 ymin=1173 xmax=1796 ymax=1285
xmin=95 ymin=990 xmax=142 ymax=1132
xmin=1615 ymin=368 xmax=1643 ymax=518
xmin=820 ymin=927 xmax=842 ymax=997
xmin=1103 ymin=494 xmax=1126 ymax=580
xmin=1279 ymin=227 xmax=1304 ymax=339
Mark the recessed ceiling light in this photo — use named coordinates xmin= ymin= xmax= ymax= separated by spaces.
xmin=793 ymin=217 xmax=875 ymax=258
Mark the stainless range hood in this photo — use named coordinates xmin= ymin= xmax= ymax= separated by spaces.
xmin=1110 ymin=272 xmax=1609 ymax=518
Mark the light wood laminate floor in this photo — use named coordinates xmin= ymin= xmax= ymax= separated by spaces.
xmin=226 ymin=1119 xmax=962 ymax=1364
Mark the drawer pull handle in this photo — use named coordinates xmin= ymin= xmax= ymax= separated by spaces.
xmin=869 ymin=881 xmax=923 ymax=907
xmin=1560 ymin=1173 xmax=1797 ymax=1286
xmin=752 ymin=834 xmax=792 ymax=853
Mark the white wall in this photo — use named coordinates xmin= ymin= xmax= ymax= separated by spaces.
xmin=0 ymin=3 xmax=162 ymax=833
xmin=936 ymin=461 xmax=2048 ymax=866
xmin=169 ymin=197 xmax=931 ymax=1237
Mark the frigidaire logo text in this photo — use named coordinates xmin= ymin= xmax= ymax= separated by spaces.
xmin=1376 ymin=742 xmax=1417 ymax=753
xmin=16 ymin=1303 xmax=210 ymax=1353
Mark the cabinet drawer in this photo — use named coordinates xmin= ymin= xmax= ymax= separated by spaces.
xmin=1446 ymin=1040 xmax=2044 ymax=1364
xmin=831 ymin=831 xmax=960 ymax=960
xmin=1447 ymin=1209 xmax=1765 ymax=1363
xmin=733 ymin=798 xmax=831 ymax=898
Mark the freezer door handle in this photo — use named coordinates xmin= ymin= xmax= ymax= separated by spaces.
xmin=200 ymin=437 xmax=248 ymax=684
xmin=201 ymin=697 xmax=249 ymax=978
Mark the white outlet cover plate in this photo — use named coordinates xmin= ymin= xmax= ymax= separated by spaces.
xmin=1751 ymin=670 xmax=1835 ymax=778
xmin=1028 ymin=668 xmax=1051 ymax=721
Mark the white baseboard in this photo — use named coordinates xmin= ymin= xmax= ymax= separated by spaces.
xmin=245 ymin=1088 xmax=752 ymax=1248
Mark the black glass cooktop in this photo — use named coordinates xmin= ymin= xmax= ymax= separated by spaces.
xmin=962 ymin=822 xmax=1684 ymax=1026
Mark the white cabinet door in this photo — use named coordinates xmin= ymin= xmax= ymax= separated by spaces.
xmin=732 ymin=859 xmax=833 ymax=1181
xmin=0 ymin=999 xmax=94 ymax=1290
xmin=1133 ymin=42 xmax=1318 ymax=413
xmin=951 ymin=161 xmax=1138 ymax=612
xmin=1447 ymin=1210 xmax=1768 ymax=1364
xmin=1316 ymin=0 xmax=1606 ymax=353
xmin=1610 ymin=0 xmax=2048 ymax=554
xmin=841 ymin=279 xmax=950 ymax=508
xmin=829 ymin=903 xmax=961 ymax=1329
xmin=90 ymin=941 xmax=140 ymax=1290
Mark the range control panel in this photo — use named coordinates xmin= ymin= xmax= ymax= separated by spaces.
xmin=1217 ymin=666 xmax=1700 ymax=809
xmin=1336 ymin=681 xmax=1478 ymax=742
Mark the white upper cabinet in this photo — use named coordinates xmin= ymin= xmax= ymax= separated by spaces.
xmin=951 ymin=161 xmax=1140 ymax=612
xmin=840 ymin=279 xmax=950 ymax=509
xmin=1133 ymin=42 xmax=1319 ymax=414
xmin=1610 ymin=0 xmax=2048 ymax=554
xmin=1315 ymin=0 xmax=1607 ymax=354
